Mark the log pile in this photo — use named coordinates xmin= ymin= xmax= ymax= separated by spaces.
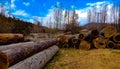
xmin=58 ymin=26 xmax=120 ymax=50
xmin=0 ymin=39 xmax=58 ymax=69
xmin=0 ymin=33 xmax=24 ymax=45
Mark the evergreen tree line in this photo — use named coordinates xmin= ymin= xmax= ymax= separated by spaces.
xmin=0 ymin=14 xmax=33 ymax=35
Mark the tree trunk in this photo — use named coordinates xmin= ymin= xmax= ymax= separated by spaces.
xmin=0 ymin=39 xmax=57 ymax=67
xmin=8 ymin=45 xmax=59 ymax=69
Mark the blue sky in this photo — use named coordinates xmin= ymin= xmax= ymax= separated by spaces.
xmin=0 ymin=0 xmax=120 ymax=26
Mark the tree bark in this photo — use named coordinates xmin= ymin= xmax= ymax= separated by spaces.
xmin=8 ymin=45 xmax=59 ymax=69
xmin=0 ymin=42 xmax=34 ymax=51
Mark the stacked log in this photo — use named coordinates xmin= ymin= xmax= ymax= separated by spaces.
xmin=58 ymin=35 xmax=75 ymax=48
xmin=8 ymin=45 xmax=59 ymax=69
xmin=100 ymin=26 xmax=117 ymax=38
xmin=107 ymin=41 xmax=115 ymax=49
xmin=0 ymin=33 xmax=24 ymax=45
xmin=0 ymin=39 xmax=57 ymax=67
xmin=93 ymin=37 xmax=107 ymax=49
xmin=79 ymin=40 xmax=91 ymax=50
xmin=58 ymin=26 xmax=120 ymax=50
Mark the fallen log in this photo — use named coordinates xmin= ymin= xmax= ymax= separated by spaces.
xmin=0 ymin=42 xmax=34 ymax=51
xmin=100 ymin=26 xmax=117 ymax=38
xmin=79 ymin=40 xmax=91 ymax=50
xmin=0 ymin=39 xmax=57 ymax=67
xmin=93 ymin=37 xmax=107 ymax=49
xmin=8 ymin=45 xmax=59 ymax=69
xmin=107 ymin=41 xmax=115 ymax=49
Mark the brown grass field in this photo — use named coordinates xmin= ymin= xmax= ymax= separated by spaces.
xmin=44 ymin=48 xmax=120 ymax=69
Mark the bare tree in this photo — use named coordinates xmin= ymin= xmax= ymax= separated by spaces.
xmin=87 ymin=9 xmax=91 ymax=23
xmin=53 ymin=5 xmax=62 ymax=32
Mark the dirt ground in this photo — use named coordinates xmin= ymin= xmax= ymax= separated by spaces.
xmin=44 ymin=48 xmax=120 ymax=69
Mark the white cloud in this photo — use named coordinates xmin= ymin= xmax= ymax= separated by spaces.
xmin=76 ymin=9 xmax=88 ymax=25
xmin=12 ymin=10 xmax=29 ymax=17
xmin=23 ymin=2 xmax=30 ymax=6
xmin=86 ymin=1 xmax=109 ymax=7
xmin=28 ymin=1 xmax=114 ymax=26
xmin=11 ymin=0 xmax=16 ymax=9
xmin=28 ymin=19 xmax=34 ymax=23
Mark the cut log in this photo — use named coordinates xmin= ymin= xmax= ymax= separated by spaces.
xmin=63 ymin=43 xmax=69 ymax=48
xmin=79 ymin=40 xmax=91 ymax=50
xmin=84 ymin=35 xmax=92 ymax=42
xmin=90 ymin=29 xmax=99 ymax=38
xmin=72 ymin=38 xmax=78 ymax=44
xmin=0 ymin=33 xmax=24 ymax=45
xmin=0 ymin=39 xmax=57 ymax=67
xmin=107 ymin=41 xmax=115 ymax=49
xmin=115 ymin=44 xmax=120 ymax=49
xmin=0 ymin=52 xmax=9 ymax=69
xmin=0 ymin=42 xmax=34 ymax=51
xmin=67 ymin=35 xmax=75 ymax=48
xmin=59 ymin=35 xmax=68 ymax=43
xmin=58 ymin=35 xmax=75 ymax=48
xmin=100 ymin=26 xmax=117 ymax=38
xmin=8 ymin=45 xmax=59 ymax=69
xmin=79 ymin=29 xmax=99 ymax=41
xmin=78 ymin=32 xmax=85 ymax=40
xmin=93 ymin=37 xmax=107 ymax=49
xmin=79 ymin=29 xmax=91 ymax=40
xmin=113 ymin=33 xmax=120 ymax=43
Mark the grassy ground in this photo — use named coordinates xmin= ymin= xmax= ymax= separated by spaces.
xmin=44 ymin=48 xmax=120 ymax=69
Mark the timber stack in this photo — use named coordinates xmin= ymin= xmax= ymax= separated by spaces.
xmin=58 ymin=26 xmax=120 ymax=50
xmin=0 ymin=38 xmax=59 ymax=69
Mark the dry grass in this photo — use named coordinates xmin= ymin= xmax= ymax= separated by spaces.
xmin=44 ymin=48 xmax=120 ymax=69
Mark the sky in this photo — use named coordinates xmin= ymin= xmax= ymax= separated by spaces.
xmin=0 ymin=0 xmax=120 ymax=26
